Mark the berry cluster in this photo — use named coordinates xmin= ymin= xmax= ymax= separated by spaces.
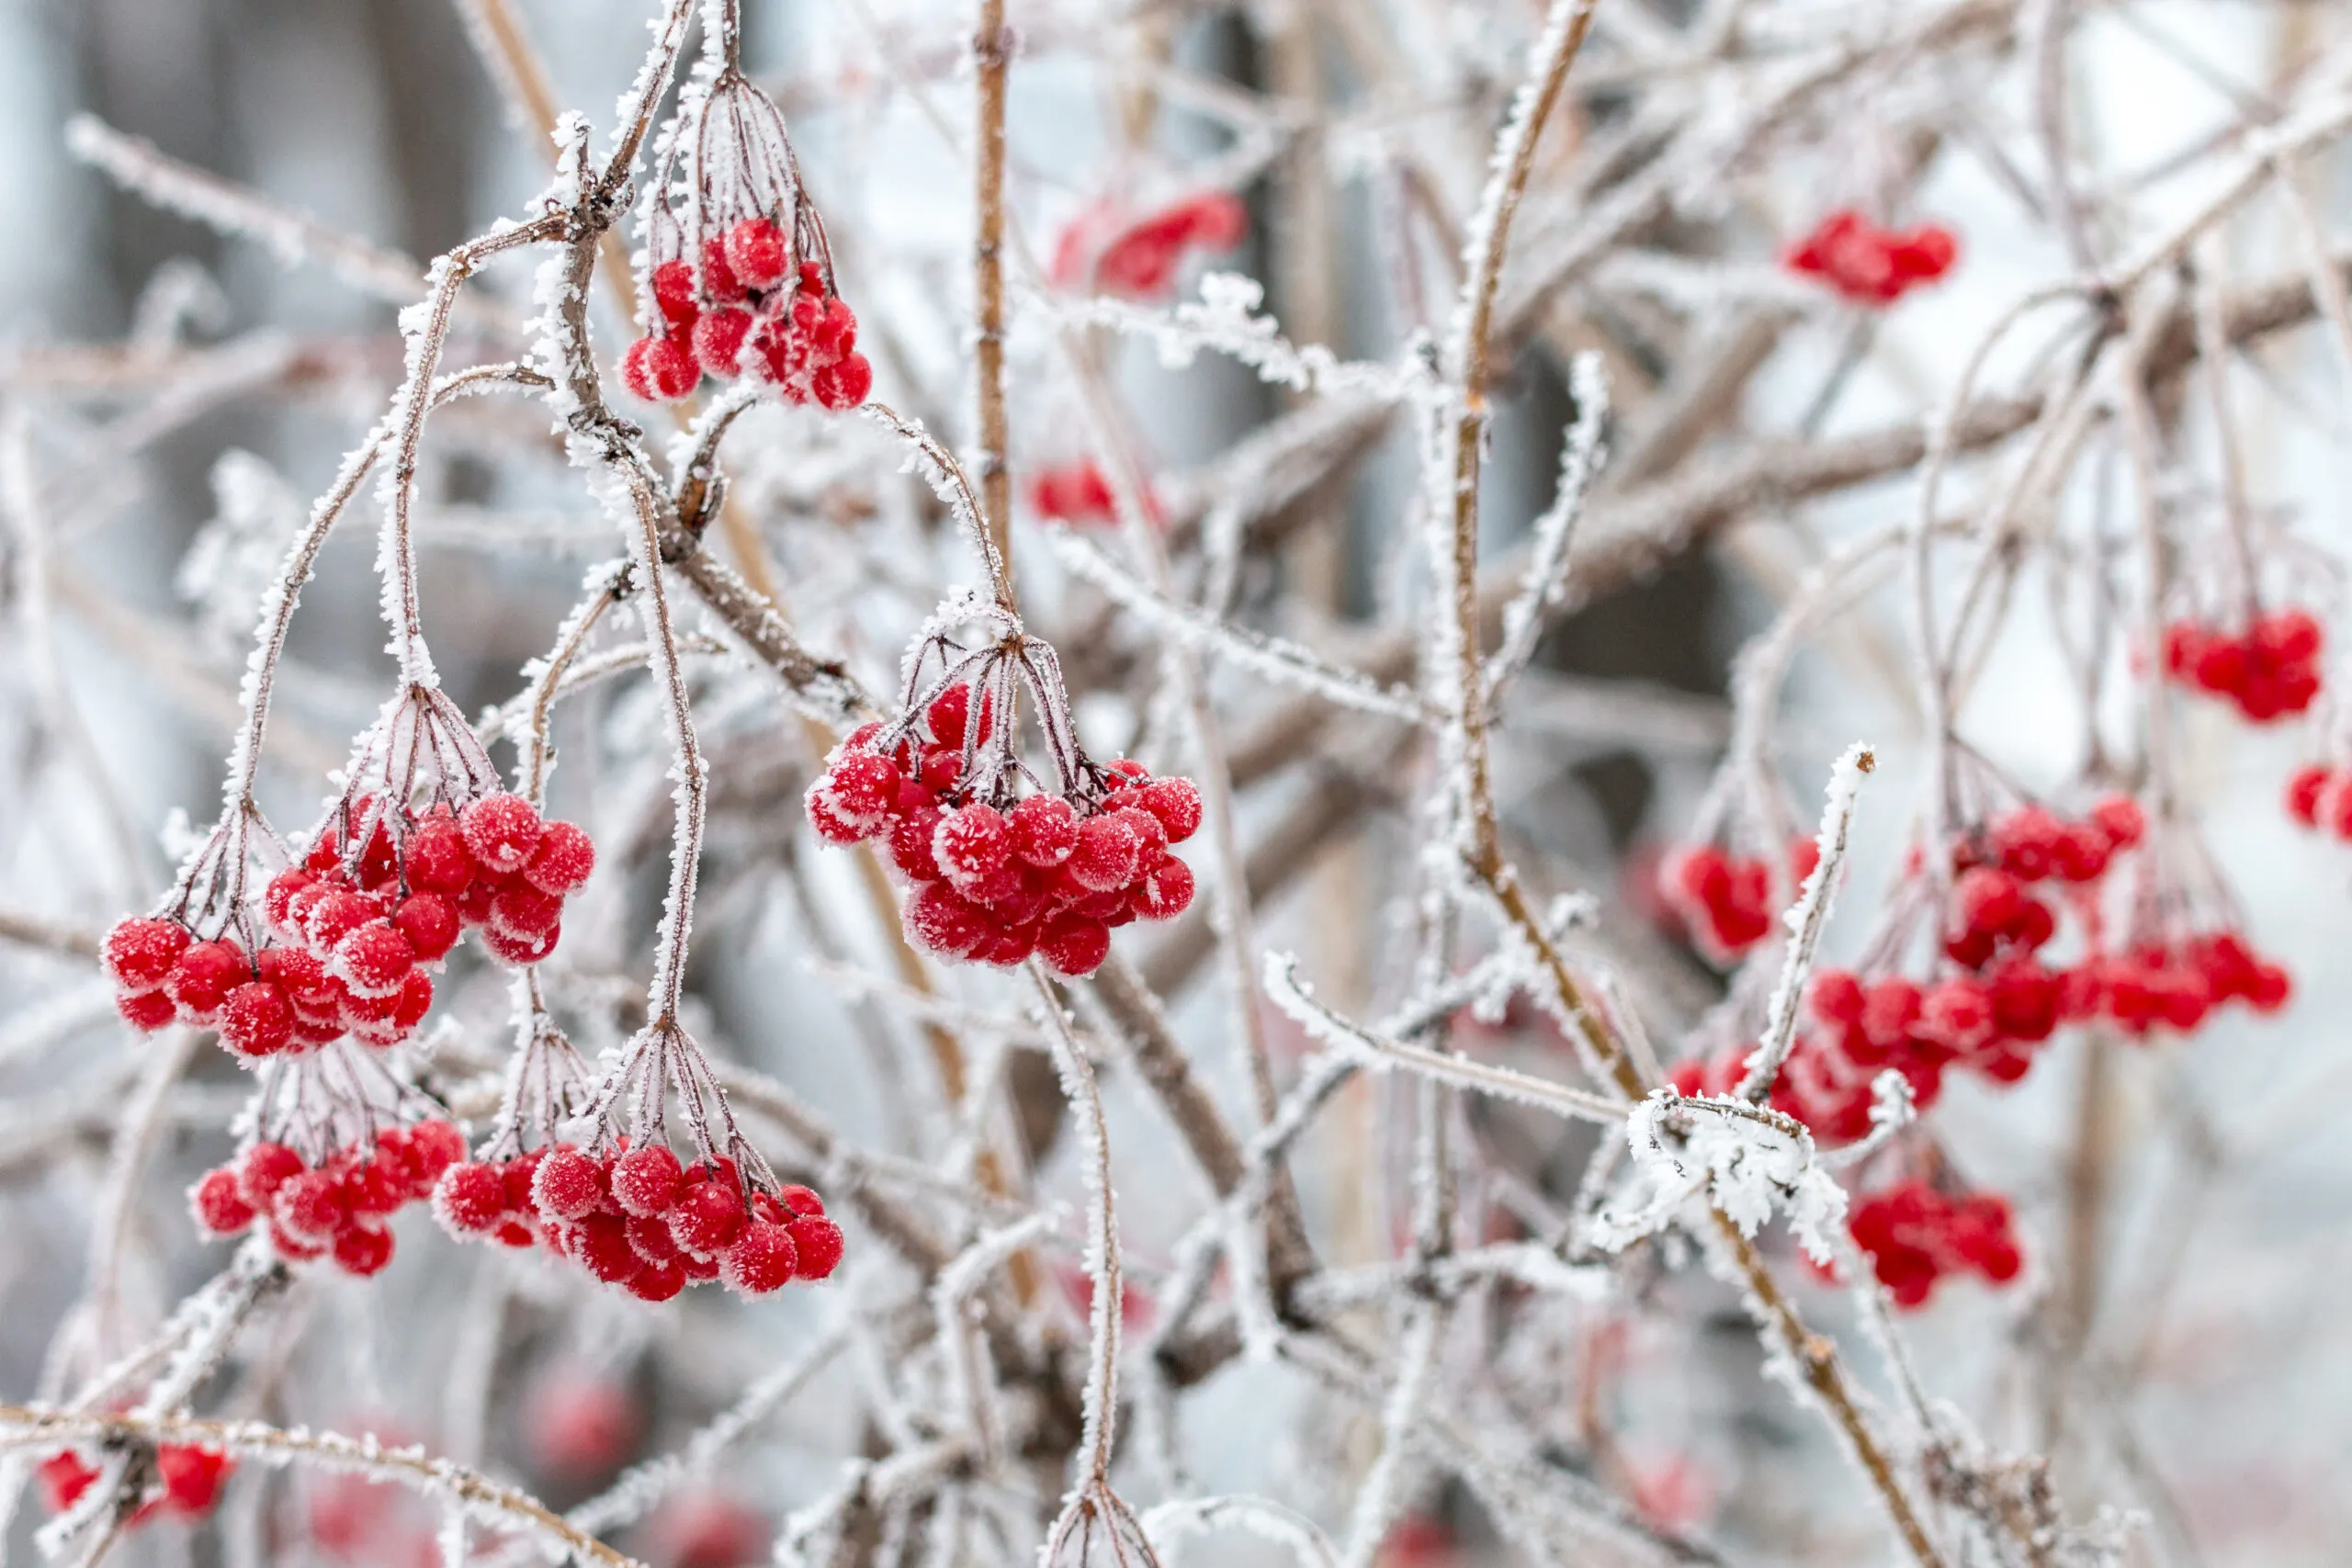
xmin=2075 ymin=932 xmax=2290 ymax=1037
xmin=106 ymin=794 xmax=593 ymax=1057
xmin=188 ymin=1121 xmax=465 ymax=1277
xmin=1659 ymin=838 xmax=1822 ymax=961
xmin=432 ymin=1143 xmax=843 ymax=1303
xmin=1028 ymin=460 xmax=1120 ymax=526
xmin=805 ymin=683 xmax=1202 ymax=977
xmin=2161 ymin=609 xmax=2324 ymax=722
xmin=1784 ymin=209 xmax=1958 ymax=304
xmin=1842 ymin=1180 xmax=2022 ymax=1308
xmin=1052 ymin=191 xmax=1249 ymax=300
xmin=40 ymin=1445 xmax=232 ymax=1528
xmin=622 ymin=230 xmax=872 ymax=412
xmin=2285 ymin=761 xmax=2352 ymax=837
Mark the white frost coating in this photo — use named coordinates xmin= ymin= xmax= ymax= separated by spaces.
xmin=1736 ymin=742 xmax=1873 ymax=1103
xmin=1052 ymin=273 xmax=1426 ymax=402
xmin=1589 ymin=1090 xmax=1849 ymax=1266
xmin=178 ymin=451 xmax=305 ymax=651
xmin=1141 ymin=1495 xmax=1340 ymax=1568
xmin=1336 ymin=1304 xmax=1441 ymax=1568
xmin=1261 ymin=953 xmax=1621 ymax=1123
xmin=66 ymin=114 xmax=429 ymax=307
xmin=1046 ymin=527 xmax=1431 ymax=725
xmin=1484 ymin=351 xmax=1610 ymax=698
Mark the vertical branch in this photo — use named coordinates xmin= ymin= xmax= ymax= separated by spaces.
xmin=972 ymin=0 xmax=1015 ymax=586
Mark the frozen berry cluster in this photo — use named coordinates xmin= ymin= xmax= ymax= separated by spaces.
xmin=1784 ymin=209 xmax=1958 ymax=305
xmin=188 ymin=1121 xmax=464 ymax=1277
xmin=41 ymin=1445 xmax=232 ymax=1529
xmin=804 ymin=683 xmax=1201 ymax=977
xmin=2161 ymin=608 xmax=2323 ymax=722
xmin=622 ymin=223 xmax=872 ymax=412
xmin=1842 ymin=1180 xmax=2022 ymax=1308
xmin=2075 ymin=931 xmax=2290 ymax=1037
xmin=104 ymin=793 xmax=594 ymax=1057
xmin=1659 ymin=838 xmax=1822 ymax=962
xmin=1052 ymin=191 xmax=1249 ymax=300
xmin=432 ymin=1143 xmax=842 ymax=1303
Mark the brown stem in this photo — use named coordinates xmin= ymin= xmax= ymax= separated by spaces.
xmin=972 ymin=0 xmax=1014 ymax=586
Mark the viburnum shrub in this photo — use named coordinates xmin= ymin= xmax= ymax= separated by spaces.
xmin=622 ymin=62 xmax=871 ymax=411
xmin=2161 ymin=606 xmax=2324 ymax=721
xmin=26 ymin=0 xmax=2352 ymax=1561
xmin=1784 ymin=208 xmax=1958 ymax=303
xmin=805 ymin=619 xmax=1202 ymax=977
xmin=1051 ymin=189 xmax=1250 ymax=299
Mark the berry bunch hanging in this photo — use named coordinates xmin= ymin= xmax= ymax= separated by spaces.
xmin=434 ymin=1144 xmax=841 ymax=1303
xmin=105 ymin=696 xmax=594 ymax=1060
xmin=188 ymin=1121 xmax=465 ymax=1278
xmin=622 ymin=63 xmax=870 ymax=411
xmin=1839 ymin=1180 xmax=2022 ymax=1309
xmin=806 ymin=612 xmax=1202 ymax=979
xmin=2161 ymin=607 xmax=2324 ymax=722
xmin=1783 ymin=209 xmax=1958 ymax=305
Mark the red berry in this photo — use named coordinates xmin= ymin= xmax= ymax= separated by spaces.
xmin=903 ymin=882 xmax=988 ymax=957
xmin=305 ymin=890 xmax=379 ymax=951
xmin=219 ymin=981 xmax=296 ymax=1057
xmin=483 ymin=922 xmax=561 ymax=966
xmin=191 ymin=1167 xmax=256 ymax=1235
xmin=534 ymin=1145 xmax=606 ymax=1222
xmin=105 ymin=916 xmax=188 ymax=991
xmin=406 ymin=818 xmax=475 ymax=896
xmin=492 ymin=882 xmax=565 ymax=939
xmin=1130 ymin=854 xmax=1194 ymax=921
xmin=522 ymin=819 xmax=595 ymax=896
xmin=933 ymin=803 xmax=1012 ymax=888
xmin=571 ymin=1213 xmax=637 ymax=1284
xmin=462 ymin=794 xmax=544 ymax=875
xmin=651 ymin=259 xmax=698 ymax=329
xmin=333 ymin=1223 xmax=395 ymax=1277
xmin=334 ymin=920 xmax=416 ymax=996
xmin=776 ymin=1184 xmax=826 ymax=1217
xmin=274 ymin=1169 xmax=346 ymax=1244
xmin=787 ymin=1215 xmax=844 ymax=1280
xmin=614 ymin=1144 xmax=685 ymax=1216
xmin=825 ymin=753 xmax=899 ymax=824
xmin=119 ymin=988 xmax=179 ymax=1030
xmin=155 ymin=1446 xmax=232 ymax=1517
xmin=724 ymin=218 xmax=788 ymax=288
xmin=628 ymin=1258 xmax=687 ymax=1302
xmin=806 ymin=784 xmax=875 ymax=846
xmin=622 ymin=333 xmax=700 ymax=402
xmin=813 ymin=353 xmax=873 ymax=410
xmin=668 ymin=1179 xmax=746 ymax=1256
xmin=1136 ymin=778 xmax=1203 ymax=842
xmin=168 ymin=940 xmax=248 ymax=1022
xmin=435 ymin=1162 xmax=509 ymax=1234
xmin=927 ymin=683 xmax=975 ymax=749
xmin=721 ymin=1221 xmax=798 ymax=1294
xmin=1038 ymin=914 xmax=1111 ymax=977
xmin=1069 ymin=812 xmax=1143 ymax=893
